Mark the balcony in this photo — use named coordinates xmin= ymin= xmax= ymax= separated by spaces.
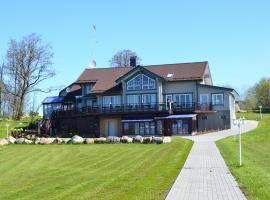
xmin=53 ymin=102 xmax=214 ymax=118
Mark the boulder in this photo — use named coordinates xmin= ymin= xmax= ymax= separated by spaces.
xmin=53 ymin=137 xmax=62 ymax=144
xmin=153 ymin=137 xmax=163 ymax=144
xmin=40 ymin=138 xmax=53 ymax=145
xmin=84 ymin=138 xmax=94 ymax=144
xmin=133 ymin=135 xmax=144 ymax=143
xmin=71 ymin=135 xmax=84 ymax=144
xmin=107 ymin=136 xmax=120 ymax=143
xmin=143 ymin=137 xmax=153 ymax=144
xmin=34 ymin=137 xmax=41 ymax=144
xmin=0 ymin=138 xmax=9 ymax=146
xmin=7 ymin=136 xmax=16 ymax=144
xmin=163 ymin=137 xmax=172 ymax=143
xmin=15 ymin=138 xmax=25 ymax=144
xmin=120 ymin=136 xmax=133 ymax=143
xmin=94 ymin=137 xmax=107 ymax=144
xmin=62 ymin=138 xmax=71 ymax=144
xmin=24 ymin=139 xmax=32 ymax=144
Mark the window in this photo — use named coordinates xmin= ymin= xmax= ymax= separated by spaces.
xmin=103 ymin=96 xmax=121 ymax=106
xmin=82 ymin=83 xmax=92 ymax=95
xmin=173 ymin=94 xmax=192 ymax=107
xmin=126 ymin=74 xmax=155 ymax=90
xmin=123 ymin=121 xmax=157 ymax=135
xmin=202 ymin=116 xmax=207 ymax=120
xmin=127 ymin=95 xmax=140 ymax=105
xmin=212 ymin=94 xmax=224 ymax=105
xmin=127 ymin=74 xmax=141 ymax=90
xmin=142 ymin=94 xmax=156 ymax=104
xmin=142 ymin=75 xmax=155 ymax=90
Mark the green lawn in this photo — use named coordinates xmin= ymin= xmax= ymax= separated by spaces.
xmin=0 ymin=137 xmax=192 ymax=200
xmin=0 ymin=119 xmax=30 ymax=138
xmin=217 ymin=112 xmax=270 ymax=200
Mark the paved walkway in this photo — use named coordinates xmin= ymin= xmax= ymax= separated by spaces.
xmin=166 ymin=120 xmax=258 ymax=200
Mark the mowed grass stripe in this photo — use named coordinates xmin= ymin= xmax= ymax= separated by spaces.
xmin=51 ymin=146 xmax=157 ymax=200
xmin=0 ymin=137 xmax=192 ymax=200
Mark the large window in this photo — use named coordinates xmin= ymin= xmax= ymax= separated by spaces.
xmin=142 ymin=94 xmax=156 ymax=104
xmin=212 ymin=94 xmax=224 ymax=105
xmin=173 ymin=94 xmax=193 ymax=107
xmin=123 ymin=121 xmax=157 ymax=135
xmin=103 ymin=96 xmax=121 ymax=106
xmin=127 ymin=94 xmax=157 ymax=105
xmin=142 ymin=75 xmax=155 ymax=90
xmin=127 ymin=74 xmax=156 ymax=90
xmin=127 ymin=94 xmax=140 ymax=105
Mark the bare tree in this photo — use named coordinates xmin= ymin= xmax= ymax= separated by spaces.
xmin=109 ymin=49 xmax=141 ymax=67
xmin=5 ymin=33 xmax=55 ymax=120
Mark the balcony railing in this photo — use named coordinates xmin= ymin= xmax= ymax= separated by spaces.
xmin=53 ymin=102 xmax=213 ymax=117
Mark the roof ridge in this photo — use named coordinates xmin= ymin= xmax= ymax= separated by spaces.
xmin=144 ymin=61 xmax=208 ymax=67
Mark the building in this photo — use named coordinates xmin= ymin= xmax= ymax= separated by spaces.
xmin=42 ymin=60 xmax=238 ymax=137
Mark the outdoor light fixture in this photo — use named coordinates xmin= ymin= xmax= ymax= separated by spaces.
xmin=259 ymin=105 xmax=262 ymax=120
xmin=233 ymin=117 xmax=245 ymax=166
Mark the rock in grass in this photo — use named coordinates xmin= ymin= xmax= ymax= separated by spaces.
xmin=40 ymin=138 xmax=53 ymax=145
xmin=15 ymin=138 xmax=25 ymax=144
xmin=53 ymin=137 xmax=62 ymax=144
xmin=120 ymin=136 xmax=133 ymax=143
xmin=143 ymin=137 xmax=153 ymax=144
xmin=94 ymin=137 xmax=107 ymax=144
xmin=34 ymin=137 xmax=41 ymax=144
xmin=71 ymin=135 xmax=84 ymax=144
xmin=153 ymin=137 xmax=163 ymax=144
xmin=7 ymin=136 xmax=16 ymax=144
xmin=62 ymin=138 xmax=71 ymax=144
xmin=133 ymin=135 xmax=144 ymax=143
xmin=163 ymin=137 xmax=172 ymax=143
xmin=84 ymin=138 xmax=94 ymax=144
xmin=107 ymin=136 xmax=120 ymax=143
xmin=0 ymin=138 xmax=9 ymax=146
xmin=24 ymin=139 xmax=33 ymax=144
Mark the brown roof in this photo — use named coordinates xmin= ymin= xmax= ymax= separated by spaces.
xmin=76 ymin=61 xmax=208 ymax=93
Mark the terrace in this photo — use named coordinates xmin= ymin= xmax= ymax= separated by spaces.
xmin=53 ymin=102 xmax=214 ymax=118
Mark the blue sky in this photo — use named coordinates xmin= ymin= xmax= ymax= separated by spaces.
xmin=0 ymin=0 xmax=270 ymax=109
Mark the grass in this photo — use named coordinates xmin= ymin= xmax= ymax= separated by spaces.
xmin=217 ymin=112 xmax=270 ymax=200
xmin=0 ymin=119 xmax=30 ymax=138
xmin=0 ymin=137 xmax=192 ymax=200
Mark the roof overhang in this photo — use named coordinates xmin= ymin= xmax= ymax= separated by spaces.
xmin=155 ymin=114 xmax=197 ymax=120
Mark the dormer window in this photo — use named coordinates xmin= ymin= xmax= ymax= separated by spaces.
xmin=167 ymin=73 xmax=174 ymax=78
xmin=82 ymin=83 xmax=92 ymax=95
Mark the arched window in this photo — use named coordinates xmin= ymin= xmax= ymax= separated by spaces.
xmin=142 ymin=74 xmax=155 ymax=90
xmin=126 ymin=74 xmax=155 ymax=90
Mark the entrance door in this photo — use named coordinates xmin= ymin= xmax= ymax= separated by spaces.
xmin=108 ymin=120 xmax=117 ymax=136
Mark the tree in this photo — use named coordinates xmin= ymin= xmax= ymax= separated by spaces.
xmin=255 ymin=77 xmax=270 ymax=108
xmin=5 ymin=33 xmax=55 ymax=119
xmin=244 ymin=77 xmax=270 ymax=110
xmin=109 ymin=49 xmax=141 ymax=67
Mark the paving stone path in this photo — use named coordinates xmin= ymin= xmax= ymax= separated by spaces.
xmin=166 ymin=120 xmax=258 ymax=200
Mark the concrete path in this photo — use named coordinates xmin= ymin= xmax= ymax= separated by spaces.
xmin=166 ymin=120 xmax=258 ymax=200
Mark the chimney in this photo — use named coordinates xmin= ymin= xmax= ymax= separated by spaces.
xmin=88 ymin=60 xmax=96 ymax=68
xmin=130 ymin=56 xmax=137 ymax=67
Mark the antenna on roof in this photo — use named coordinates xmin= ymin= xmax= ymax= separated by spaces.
xmin=88 ymin=24 xmax=97 ymax=68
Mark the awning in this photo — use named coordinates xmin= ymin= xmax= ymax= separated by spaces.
xmin=42 ymin=96 xmax=65 ymax=104
xmin=122 ymin=119 xmax=153 ymax=122
xmin=154 ymin=114 xmax=197 ymax=120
